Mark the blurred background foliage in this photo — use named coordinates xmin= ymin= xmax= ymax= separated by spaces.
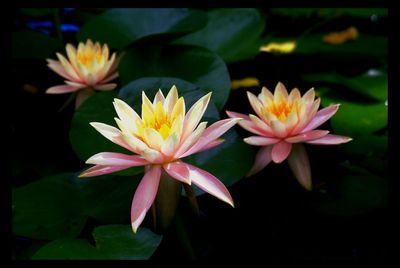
xmin=12 ymin=8 xmax=387 ymax=261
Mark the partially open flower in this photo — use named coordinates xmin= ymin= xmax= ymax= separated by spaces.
xmin=80 ymin=85 xmax=240 ymax=233
xmin=227 ymin=82 xmax=352 ymax=190
xmin=46 ymin=39 xmax=120 ymax=108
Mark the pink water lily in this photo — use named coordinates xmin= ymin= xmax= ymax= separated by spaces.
xmin=46 ymin=39 xmax=120 ymax=108
xmin=227 ymin=82 xmax=352 ymax=191
xmin=80 ymin=85 xmax=239 ymax=233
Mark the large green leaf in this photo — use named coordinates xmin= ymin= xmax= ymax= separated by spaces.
xmin=12 ymin=174 xmax=87 ymax=240
xmin=175 ymin=8 xmax=266 ymax=63
xmin=93 ymin=225 xmax=162 ymax=259
xmin=303 ymin=71 xmax=387 ymax=101
xmin=32 ymin=239 xmax=102 ymax=260
xmin=32 ymin=226 xmax=162 ymax=260
xmin=118 ymin=77 xmax=220 ymax=122
xmin=73 ymin=173 xmax=141 ymax=224
xmin=315 ymin=175 xmax=387 ymax=216
xmin=118 ymin=44 xmax=231 ymax=110
xmin=184 ymin=129 xmax=255 ymax=196
xmin=77 ymin=8 xmax=207 ymax=49
xmin=12 ymin=31 xmax=63 ymax=60
xmin=320 ymin=98 xmax=387 ymax=136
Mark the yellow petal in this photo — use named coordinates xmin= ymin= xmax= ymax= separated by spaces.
xmin=258 ymin=86 xmax=274 ymax=106
xmin=171 ymin=97 xmax=185 ymax=120
xmin=143 ymin=128 xmax=163 ymax=151
xmin=164 ymin=85 xmax=179 ymax=114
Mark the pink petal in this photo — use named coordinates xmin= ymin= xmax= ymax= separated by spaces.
xmin=244 ymin=136 xmax=280 ymax=146
xmin=46 ymin=85 xmax=80 ymax=94
xmin=182 ymin=93 xmax=211 ymax=140
xmin=271 ymin=141 xmax=292 ymax=163
xmin=182 ymin=162 xmax=234 ymax=207
xmin=226 ymin=111 xmax=265 ymax=136
xmin=180 ymin=118 xmax=241 ymax=158
xmin=79 ymin=164 xmax=134 ymax=177
xmin=301 ymin=104 xmax=339 ymax=133
xmin=101 ymin=72 xmax=119 ymax=84
xmin=47 ymin=59 xmax=76 ymax=81
xmin=306 ymin=134 xmax=352 ymax=145
xmin=270 ymin=120 xmax=287 ymax=138
xmin=285 ymin=130 xmax=329 ymax=143
xmin=90 ymin=122 xmax=134 ymax=153
xmin=93 ymin=83 xmax=117 ymax=91
xmin=195 ymin=138 xmax=225 ymax=153
xmin=85 ymin=152 xmax=149 ymax=166
xmin=163 ymin=161 xmax=191 ymax=185
xmin=247 ymin=91 xmax=265 ymax=119
xmin=246 ymin=145 xmax=273 ymax=177
xmin=249 ymin=115 xmax=275 ymax=136
xmin=287 ymin=144 xmax=312 ymax=191
xmin=75 ymin=88 xmax=95 ymax=109
xmin=131 ymin=165 xmax=161 ymax=233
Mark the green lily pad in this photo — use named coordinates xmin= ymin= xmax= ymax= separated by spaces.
xmin=12 ymin=174 xmax=87 ymax=240
xmin=320 ymin=98 xmax=387 ymax=136
xmin=32 ymin=226 xmax=162 ymax=260
xmin=175 ymin=8 xmax=266 ymax=63
xmin=93 ymin=225 xmax=162 ymax=259
xmin=303 ymin=71 xmax=387 ymax=101
xmin=118 ymin=44 xmax=231 ymax=110
xmin=77 ymin=8 xmax=207 ymax=49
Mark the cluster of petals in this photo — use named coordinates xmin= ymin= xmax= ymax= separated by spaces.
xmin=46 ymin=39 xmax=119 ymax=107
xmin=80 ymin=86 xmax=239 ymax=232
xmin=227 ymin=82 xmax=352 ymax=190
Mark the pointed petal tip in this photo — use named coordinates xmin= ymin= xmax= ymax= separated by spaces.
xmin=131 ymin=223 xmax=138 ymax=234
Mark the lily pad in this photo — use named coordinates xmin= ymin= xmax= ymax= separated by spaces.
xmin=32 ymin=226 xmax=162 ymax=260
xmin=175 ymin=8 xmax=266 ymax=63
xmin=77 ymin=8 xmax=207 ymax=49
xmin=12 ymin=174 xmax=87 ymax=240
xmin=118 ymin=44 xmax=231 ymax=110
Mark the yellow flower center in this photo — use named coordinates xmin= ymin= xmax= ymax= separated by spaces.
xmin=137 ymin=101 xmax=177 ymax=140
xmin=267 ymin=101 xmax=292 ymax=121
xmin=77 ymin=45 xmax=102 ymax=67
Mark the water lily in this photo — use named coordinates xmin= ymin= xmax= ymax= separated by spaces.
xmin=80 ymin=85 xmax=239 ymax=233
xmin=227 ymin=82 xmax=352 ymax=190
xmin=46 ymin=39 xmax=119 ymax=108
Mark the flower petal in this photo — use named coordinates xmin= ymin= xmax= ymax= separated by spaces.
xmin=101 ymin=72 xmax=119 ymax=84
xmin=93 ymin=83 xmax=117 ymax=91
xmin=246 ymin=145 xmax=273 ymax=177
xmin=85 ymin=152 xmax=148 ymax=166
xmin=113 ymin=98 xmax=140 ymax=132
xmin=90 ymin=122 xmax=133 ymax=152
xmin=258 ymin=86 xmax=274 ymax=106
xmin=163 ymin=161 xmax=191 ymax=185
xmin=143 ymin=128 xmax=163 ymax=151
xmin=174 ymin=122 xmax=207 ymax=158
xmin=182 ymin=162 xmax=234 ymax=207
xmin=47 ymin=59 xmax=76 ymax=81
xmin=164 ymin=85 xmax=179 ymax=114
xmin=46 ymin=85 xmax=80 ymax=94
xmin=301 ymin=104 xmax=340 ymax=133
xmin=161 ymin=132 xmax=180 ymax=157
xmin=131 ymin=165 xmax=161 ymax=233
xmin=153 ymin=89 xmax=165 ymax=105
xmin=270 ymin=119 xmax=287 ymax=138
xmin=195 ymin=138 xmax=225 ymax=153
xmin=274 ymin=82 xmax=289 ymax=103
xmin=306 ymin=134 xmax=352 ymax=145
xmin=244 ymin=136 xmax=280 ymax=146
xmin=287 ymin=144 xmax=312 ymax=191
xmin=249 ymin=114 xmax=275 ymax=136
xmin=271 ymin=141 xmax=292 ymax=163
xmin=285 ymin=130 xmax=329 ymax=143
xmin=226 ymin=111 xmax=266 ymax=136
xmin=182 ymin=92 xmax=211 ymax=140
xmin=247 ymin=91 xmax=265 ymax=119
xmin=79 ymin=164 xmax=133 ymax=177
xmin=180 ymin=118 xmax=240 ymax=158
